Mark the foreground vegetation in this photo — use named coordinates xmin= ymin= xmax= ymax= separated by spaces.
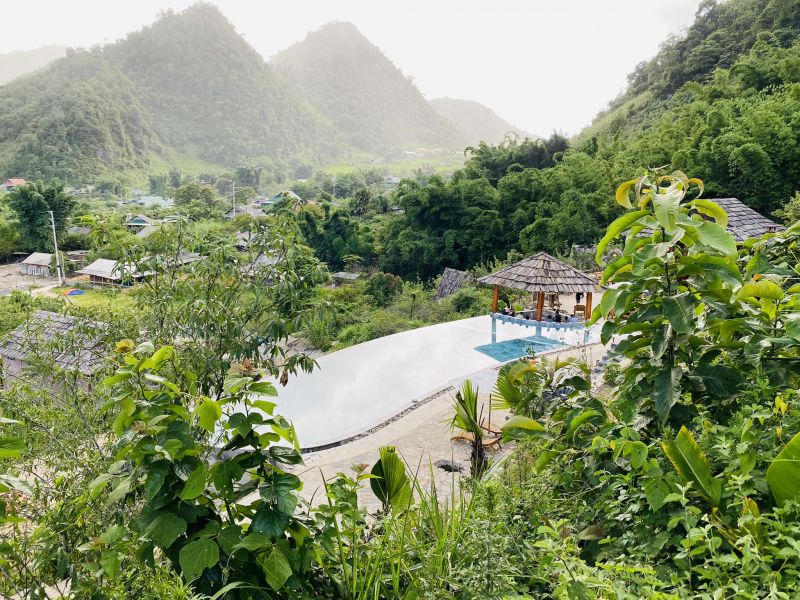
xmin=2 ymin=171 xmax=800 ymax=599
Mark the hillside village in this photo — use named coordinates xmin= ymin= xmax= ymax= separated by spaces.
xmin=2 ymin=1 xmax=800 ymax=598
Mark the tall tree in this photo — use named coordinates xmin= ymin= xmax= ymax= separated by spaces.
xmin=5 ymin=182 xmax=76 ymax=252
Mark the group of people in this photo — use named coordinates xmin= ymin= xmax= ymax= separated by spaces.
xmin=501 ymin=302 xmax=580 ymax=323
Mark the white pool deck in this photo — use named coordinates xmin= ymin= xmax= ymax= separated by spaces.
xmin=273 ymin=315 xmax=600 ymax=449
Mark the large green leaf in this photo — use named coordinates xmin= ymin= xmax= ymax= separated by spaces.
xmin=691 ymin=199 xmax=728 ymax=228
xmin=180 ymin=467 xmax=207 ymax=500
xmin=197 ymin=399 xmax=222 ymax=433
xmin=262 ymin=546 xmax=293 ymax=591
xmin=0 ymin=436 xmax=26 ymax=458
xmin=766 ymin=431 xmax=800 ymax=506
xmin=595 ymin=210 xmax=649 ymax=264
xmin=696 ymin=221 xmax=737 ymax=256
xmin=735 ymin=280 xmax=785 ymax=301
xmin=654 ymin=367 xmax=682 ymax=424
xmin=696 ymin=363 xmax=743 ymax=397
xmin=661 ymin=426 xmax=721 ymax=506
xmin=501 ymin=415 xmax=546 ymax=442
xmin=615 ymin=179 xmax=637 ymax=209
xmin=179 ymin=538 xmax=219 ymax=582
xmin=652 ymin=189 xmax=682 ymax=232
xmin=252 ymin=507 xmax=290 ymax=539
xmin=662 ymin=294 xmax=694 ymax=334
xmin=146 ymin=512 xmax=187 ymax=548
xmin=370 ymin=446 xmax=412 ymax=511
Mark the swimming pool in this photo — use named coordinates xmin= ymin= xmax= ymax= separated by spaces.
xmin=265 ymin=315 xmax=599 ymax=450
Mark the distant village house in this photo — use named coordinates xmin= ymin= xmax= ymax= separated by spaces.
xmin=20 ymin=253 xmax=53 ymax=277
xmin=0 ymin=310 xmax=108 ymax=382
xmin=1 ymin=178 xmax=27 ymax=192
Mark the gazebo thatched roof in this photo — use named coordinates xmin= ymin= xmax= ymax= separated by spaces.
xmin=478 ymin=252 xmax=603 ymax=294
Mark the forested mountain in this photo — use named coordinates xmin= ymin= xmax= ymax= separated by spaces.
xmin=377 ymin=0 xmax=800 ymax=279
xmin=272 ymin=22 xmax=464 ymax=152
xmin=0 ymin=50 xmax=158 ymax=180
xmin=104 ymin=3 xmax=339 ymax=167
xmin=429 ymin=97 xmax=528 ymax=145
xmin=0 ymin=45 xmax=67 ymax=85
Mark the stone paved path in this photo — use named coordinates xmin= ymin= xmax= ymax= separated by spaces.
xmin=291 ymin=342 xmax=607 ymax=512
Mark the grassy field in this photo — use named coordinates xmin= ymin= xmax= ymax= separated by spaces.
xmin=53 ymin=286 xmax=138 ymax=313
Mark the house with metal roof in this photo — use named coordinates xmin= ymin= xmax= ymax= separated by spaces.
xmin=1 ymin=178 xmax=26 ymax=192
xmin=124 ymin=214 xmax=158 ymax=229
xmin=225 ymin=205 xmax=267 ymax=219
xmin=0 ymin=310 xmax=109 ymax=379
xmin=77 ymin=258 xmax=151 ymax=287
xmin=20 ymin=253 xmax=53 ymax=277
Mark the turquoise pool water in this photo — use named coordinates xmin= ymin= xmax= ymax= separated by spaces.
xmin=474 ymin=334 xmax=563 ymax=361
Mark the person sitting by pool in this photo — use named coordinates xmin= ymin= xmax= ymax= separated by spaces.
xmin=501 ymin=302 xmax=516 ymax=317
xmin=569 ymin=314 xmax=579 ymax=323
xmin=554 ymin=309 xmax=562 ymax=323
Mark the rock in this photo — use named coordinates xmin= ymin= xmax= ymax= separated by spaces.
xmin=435 ymin=459 xmax=463 ymax=473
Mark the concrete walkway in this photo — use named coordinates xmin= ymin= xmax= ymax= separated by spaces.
xmin=292 ymin=342 xmax=607 ymax=512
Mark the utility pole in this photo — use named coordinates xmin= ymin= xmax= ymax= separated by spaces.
xmin=48 ymin=210 xmax=64 ymax=286
xmin=232 ymin=180 xmax=236 ymax=217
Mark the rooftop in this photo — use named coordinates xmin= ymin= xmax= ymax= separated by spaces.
xmin=478 ymin=252 xmax=604 ymax=294
xmin=21 ymin=252 xmax=53 ymax=266
xmin=0 ymin=310 xmax=108 ymax=375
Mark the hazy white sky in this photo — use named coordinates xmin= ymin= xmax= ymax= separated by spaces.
xmin=1 ymin=1 xmax=702 ymax=136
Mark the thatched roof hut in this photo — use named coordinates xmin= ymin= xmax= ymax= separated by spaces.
xmin=478 ymin=252 xmax=603 ymax=318
xmin=434 ymin=268 xmax=474 ymax=301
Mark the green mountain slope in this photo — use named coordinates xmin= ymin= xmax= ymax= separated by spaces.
xmin=104 ymin=3 xmax=340 ymax=166
xmin=0 ymin=50 xmax=158 ymax=180
xmin=582 ymin=0 xmax=800 ymax=142
xmin=0 ymin=45 xmax=67 ymax=86
xmin=429 ymin=97 xmax=528 ymax=145
xmin=272 ymin=22 xmax=464 ymax=153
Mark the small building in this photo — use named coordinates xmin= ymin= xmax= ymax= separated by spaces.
xmin=20 ymin=252 xmax=53 ymax=277
xmin=0 ymin=310 xmax=108 ymax=379
xmin=77 ymin=259 xmax=150 ymax=287
xmin=225 ymin=205 xmax=266 ymax=220
xmin=332 ymin=271 xmax=361 ymax=286
xmin=125 ymin=214 xmax=158 ymax=230
xmin=434 ymin=268 xmax=474 ymax=301
xmin=65 ymin=250 xmax=90 ymax=269
xmin=384 ymin=176 xmax=402 ymax=186
xmin=714 ymin=198 xmax=784 ymax=241
xmin=235 ymin=231 xmax=255 ymax=251
xmin=67 ymin=226 xmax=91 ymax=236
xmin=635 ymin=198 xmax=784 ymax=243
xmin=131 ymin=195 xmax=174 ymax=208
xmin=1 ymin=178 xmax=27 ymax=192
xmin=240 ymin=253 xmax=278 ymax=280
xmin=136 ymin=225 xmax=160 ymax=239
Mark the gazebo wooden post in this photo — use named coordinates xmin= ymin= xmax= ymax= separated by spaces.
xmin=536 ymin=290 xmax=545 ymax=321
xmin=492 ymin=285 xmax=499 ymax=313
xmin=585 ymin=292 xmax=593 ymax=318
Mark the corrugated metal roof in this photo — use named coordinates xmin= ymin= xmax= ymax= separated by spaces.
xmin=21 ymin=252 xmax=52 ymax=266
xmin=478 ymin=252 xmax=604 ymax=294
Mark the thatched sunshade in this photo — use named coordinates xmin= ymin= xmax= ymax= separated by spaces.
xmin=478 ymin=252 xmax=604 ymax=319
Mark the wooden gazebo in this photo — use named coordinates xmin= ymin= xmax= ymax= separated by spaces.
xmin=478 ymin=252 xmax=604 ymax=320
